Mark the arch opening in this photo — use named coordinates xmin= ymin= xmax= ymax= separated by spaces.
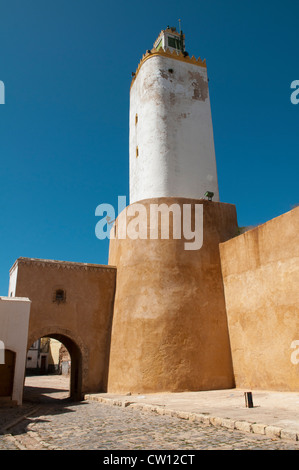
xmin=24 ymin=333 xmax=83 ymax=403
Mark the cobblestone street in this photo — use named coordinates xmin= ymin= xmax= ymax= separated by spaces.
xmin=1 ymin=376 xmax=299 ymax=451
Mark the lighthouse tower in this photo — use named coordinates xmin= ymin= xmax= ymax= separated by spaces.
xmin=129 ymin=26 xmax=219 ymax=204
xmin=107 ymin=28 xmax=237 ymax=395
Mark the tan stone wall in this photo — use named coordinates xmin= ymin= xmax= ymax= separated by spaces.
xmin=107 ymin=198 xmax=238 ymax=394
xmin=11 ymin=258 xmax=116 ymax=396
xmin=220 ymin=206 xmax=299 ymax=391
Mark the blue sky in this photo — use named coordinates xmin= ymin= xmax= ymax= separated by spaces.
xmin=0 ymin=0 xmax=298 ymax=295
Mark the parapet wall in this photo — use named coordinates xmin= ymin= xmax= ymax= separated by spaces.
xmin=220 ymin=206 xmax=299 ymax=391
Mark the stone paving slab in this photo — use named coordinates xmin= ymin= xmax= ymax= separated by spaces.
xmin=85 ymin=388 xmax=299 ymax=442
xmin=2 ymin=376 xmax=299 ymax=449
xmin=3 ymin=399 xmax=299 ymax=450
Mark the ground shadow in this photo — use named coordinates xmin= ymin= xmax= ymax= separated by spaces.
xmin=23 ymin=384 xmax=71 ymax=404
xmin=0 ymin=375 xmax=88 ymax=437
xmin=0 ymin=400 xmax=89 ymax=437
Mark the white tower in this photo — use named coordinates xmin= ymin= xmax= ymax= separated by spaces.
xmin=129 ymin=27 xmax=219 ymax=204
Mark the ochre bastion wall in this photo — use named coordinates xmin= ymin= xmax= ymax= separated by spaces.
xmin=220 ymin=205 xmax=299 ymax=391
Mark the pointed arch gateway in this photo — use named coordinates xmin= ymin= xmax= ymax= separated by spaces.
xmin=27 ymin=327 xmax=88 ymax=401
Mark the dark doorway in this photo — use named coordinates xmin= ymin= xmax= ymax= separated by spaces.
xmin=0 ymin=350 xmax=16 ymax=399
xmin=40 ymin=355 xmax=47 ymax=374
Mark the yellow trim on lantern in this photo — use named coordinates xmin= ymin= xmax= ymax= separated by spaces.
xmin=130 ymin=47 xmax=207 ymax=89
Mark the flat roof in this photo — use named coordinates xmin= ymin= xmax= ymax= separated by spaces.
xmin=9 ymin=257 xmax=117 ymax=274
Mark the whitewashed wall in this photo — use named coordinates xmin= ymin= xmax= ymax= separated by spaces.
xmin=129 ymin=55 xmax=219 ymax=204
xmin=0 ymin=297 xmax=31 ymax=404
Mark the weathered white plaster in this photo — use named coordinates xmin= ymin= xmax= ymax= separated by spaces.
xmin=129 ymin=54 xmax=219 ymax=204
xmin=8 ymin=262 xmax=18 ymax=297
xmin=0 ymin=297 xmax=31 ymax=404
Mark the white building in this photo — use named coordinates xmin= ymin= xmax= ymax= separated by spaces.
xmin=0 ymin=297 xmax=31 ymax=405
xmin=129 ymin=27 xmax=219 ymax=204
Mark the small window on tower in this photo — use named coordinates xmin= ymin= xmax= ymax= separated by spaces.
xmin=135 ymin=114 xmax=138 ymax=125
xmin=53 ymin=289 xmax=66 ymax=304
xmin=168 ymin=36 xmax=180 ymax=50
xmin=136 ymin=146 xmax=139 ymax=158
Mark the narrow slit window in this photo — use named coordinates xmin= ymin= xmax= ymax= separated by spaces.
xmin=136 ymin=146 xmax=139 ymax=158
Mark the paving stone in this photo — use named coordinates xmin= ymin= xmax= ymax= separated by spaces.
xmin=252 ymin=422 xmax=267 ymax=435
xmin=1 ymin=400 xmax=299 ymax=451
xmin=2 ymin=375 xmax=299 ymax=451
xmin=235 ymin=420 xmax=253 ymax=433
xmin=280 ymin=429 xmax=298 ymax=441
xmin=220 ymin=418 xmax=235 ymax=430
xmin=265 ymin=425 xmax=282 ymax=439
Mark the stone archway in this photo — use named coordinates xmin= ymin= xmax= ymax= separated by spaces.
xmin=27 ymin=327 xmax=88 ymax=401
xmin=11 ymin=257 xmax=117 ymax=396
